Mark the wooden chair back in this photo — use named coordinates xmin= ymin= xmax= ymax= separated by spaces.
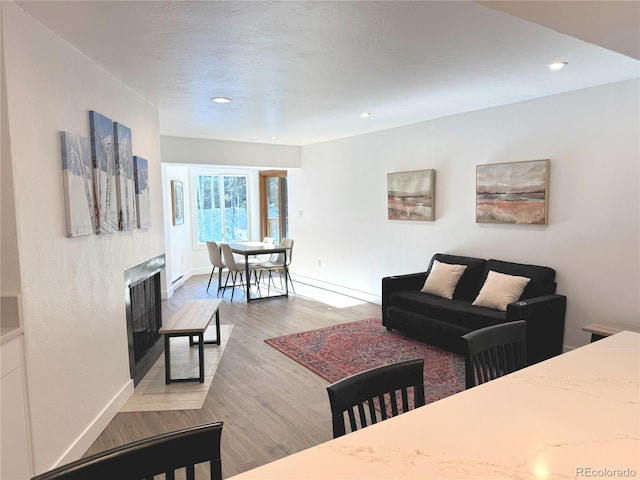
xmin=326 ymin=359 xmax=425 ymax=438
xmin=31 ymin=422 xmax=223 ymax=480
xmin=462 ymin=320 xmax=527 ymax=389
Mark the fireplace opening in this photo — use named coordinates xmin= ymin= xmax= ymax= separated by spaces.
xmin=125 ymin=255 xmax=165 ymax=386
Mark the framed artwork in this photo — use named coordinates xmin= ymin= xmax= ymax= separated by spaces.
xmin=89 ymin=111 xmax=118 ymax=234
xmin=113 ymin=122 xmax=137 ymax=231
xmin=60 ymin=131 xmax=96 ymax=237
xmin=133 ymin=156 xmax=151 ymax=228
xmin=476 ymin=159 xmax=549 ymax=225
xmin=171 ymin=180 xmax=184 ymax=226
xmin=387 ymin=169 xmax=435 ymax=221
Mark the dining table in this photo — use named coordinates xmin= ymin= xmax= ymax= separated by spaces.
xmin=227 ymin=241 xmax=289 ymax=302
xmin=228 ymin=330 xmax=640 ymax=479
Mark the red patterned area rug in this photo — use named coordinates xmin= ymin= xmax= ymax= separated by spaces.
xmin=265 ymin=318 xmax=465 ymax=404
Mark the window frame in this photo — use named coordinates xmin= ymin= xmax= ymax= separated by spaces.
xmin=190 ymin=167 xmax=256 ymax=248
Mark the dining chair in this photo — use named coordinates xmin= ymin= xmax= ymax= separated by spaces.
xmin=462 ymin=320 xmax=527 ymax=389
xmin=326 ymin=359 xmax=425 ymax=438
xmin=31 ymin=421 xmax=223 ymax=480
xmin=250 ymin=236 xmax=275 ymax=264
xmin=205 ymin=241 xmax=227 ymax=296
xmin=259 ymin=238 xmax=295 ymax=294
xmin=220 ymin=243 xmax=261 ymax=301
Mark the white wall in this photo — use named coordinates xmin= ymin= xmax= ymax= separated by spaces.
xmin=288 ymin=79 xmax=640 ymax=351
xmin=161 ymin=135 xmax=301 ymax=168
xmin=2 ymin=3 xmax=165 ymax=474
xmin=162 ymin=164 xmax=192 ymax=289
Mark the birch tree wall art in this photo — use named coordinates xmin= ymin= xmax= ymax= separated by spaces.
xmin=60 ymin=131 xmax=96 ymax=237
xmin=89 ymin=111 xmax=119 ymax=233
xmin=133 ymin=156 xmax=151 ymax=228
xmin=114 ymin=122 xmax=137 ymax=230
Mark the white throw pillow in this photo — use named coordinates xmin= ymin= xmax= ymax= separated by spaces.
xmin=472 ymin=270 xmax=531 ymax=311
xmin=421 ymin=260 xmax=467 ymax=300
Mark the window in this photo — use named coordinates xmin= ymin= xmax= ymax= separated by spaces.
xmin=196 ymin=174 xmax=248 ymax=243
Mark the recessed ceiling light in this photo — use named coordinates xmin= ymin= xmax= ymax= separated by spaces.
xmin=360 ymin=112 xmax=371 ymax=118
xmin=548 ymin=62 xmax=568 ymax=71
xmin=270 ymin=136 xmax=277 ymax=140
xmin=211 ymin=96 xmax=231 ymax=104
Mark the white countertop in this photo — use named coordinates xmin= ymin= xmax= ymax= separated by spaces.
xmin=230 ymin=331 xmax=640 ymax=479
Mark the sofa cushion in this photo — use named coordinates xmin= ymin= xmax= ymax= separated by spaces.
xmin=420 ymin=260 xmax=467 ymax=299
xmin=472 ymin=270 xmax=531 ymax=311
xmin=430 ymin=254 xmax=487 ymax=302
xmin=388 ymin=290 xmax=507 ymax=329
xmin=484 ymin=259 xmax=556 ymax=299
xmin=385 ymin=306 xmax=470 ymax=354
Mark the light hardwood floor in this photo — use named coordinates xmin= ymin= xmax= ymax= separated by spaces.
xmin=85 ymin=274 xmax=380 ymax=478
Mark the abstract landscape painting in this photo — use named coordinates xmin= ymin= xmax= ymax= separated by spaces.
xmin=476 ymin=159 xmax=549 ymax=225
xmin=387 ymin=169 xmax=435 ymax=221
xmin=89 ymin=111 xmax=119 ymax=234
xmin=114 ymin=122 xmax=137 ymax=231
xmin=60 ymin=132 xmax=95 ymax=237
xmin=133 ymin=156 xmax=151 ymax=228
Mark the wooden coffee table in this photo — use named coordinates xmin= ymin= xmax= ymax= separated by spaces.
xmin=159 ymin=299 xmax=221 ymax=384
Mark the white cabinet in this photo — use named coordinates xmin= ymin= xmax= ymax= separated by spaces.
xmin=1 ymin=334 xmax=32 ymax=479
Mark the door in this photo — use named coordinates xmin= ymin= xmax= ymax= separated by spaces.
xmin=259 ymin=170 xmax=288 ymax=243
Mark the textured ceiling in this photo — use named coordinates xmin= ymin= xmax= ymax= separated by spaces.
xmin=15 ymin=1 xmax=640 ymax=146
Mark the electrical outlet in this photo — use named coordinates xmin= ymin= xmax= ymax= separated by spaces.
xmin=317 ymin=259 xmax=322 ymax=267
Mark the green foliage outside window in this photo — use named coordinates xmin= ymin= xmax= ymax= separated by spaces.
xmin=196 ymin=174 xmax=248 ymax=243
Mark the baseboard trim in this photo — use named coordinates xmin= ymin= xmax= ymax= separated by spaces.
xmin=162 ymin=268 xmax=203 ymax=299
xmin=53 ymin=380 xmax=134 ymax=468
xmin=292 ymin=274 xmax=381 ymax=305
xmin=163 ymin=269 xmax=380 ymax=305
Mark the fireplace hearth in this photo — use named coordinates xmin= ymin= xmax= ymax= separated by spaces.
xmin=124 ymin=255 xmax=165 ymax=386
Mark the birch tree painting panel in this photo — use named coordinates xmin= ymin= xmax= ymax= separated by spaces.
xmin=60 ymin=131 xmax=96 ymax=237
xmin=114 ymin=122 xmax=137 ymax=231
xmin=133 ymin=156 xmax=151 ymax=228
xmin=89 ymin=111 xmax=119 ymax=233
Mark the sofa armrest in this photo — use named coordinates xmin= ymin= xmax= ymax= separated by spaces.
xmin=506 ymin=294 xmax=567 ymax=364
xmin=382 ymin=272 xmax=427 ymax=326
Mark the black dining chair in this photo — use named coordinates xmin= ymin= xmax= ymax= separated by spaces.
xmin=462 ymin=320 xmax=527 ymax=389
xmin=326 ymin=359 xmax=425 ymax=438
xmin=31 ymin=421 xmax=223 ymax=480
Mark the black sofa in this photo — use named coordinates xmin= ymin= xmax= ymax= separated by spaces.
xmin=382 ymin=253 xmax=566 ymax=365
